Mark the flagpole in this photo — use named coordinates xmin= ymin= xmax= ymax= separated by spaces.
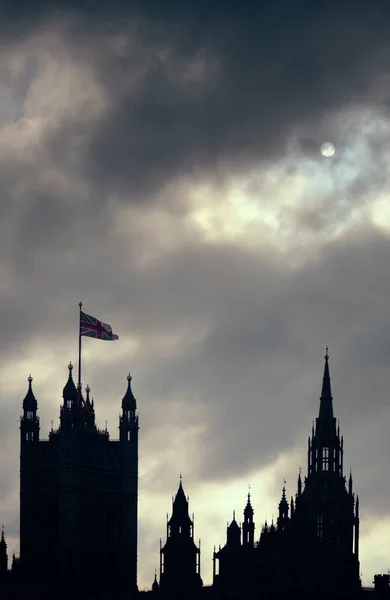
xmin=78 ymin=301 xmax=82 ymax=388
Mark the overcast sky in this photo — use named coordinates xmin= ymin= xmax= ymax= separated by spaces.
xmin=2 ymin=0 xmax=390 ymax=589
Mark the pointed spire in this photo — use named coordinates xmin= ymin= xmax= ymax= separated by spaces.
xmin=349 ymin=467 xmax=353 ymax=495
xmin=122 ymin=373 xmax=136 ymax=410
xmin=171 ymin=476 xmax=189 ymax=514
xmin=22 ymin=374 xmax=37 ymax=411
xmin=278 ymin=482 xmax=289 ymax=519
xmin=297 ymin=469 xmax=302 ymax=498
xmin=85 ymin=384 xmax=91 ymax=406
xmin=244 ymin=490 xmax=254 ymax=517
xmin=0 ymin=526 xmax=5 ymax=545
xmin=152 ymin=569 xmax=159 ymax=592
xmin=318 ymin=347 xmax=334 ymax=423
xmin=63 ymin=362 xmax=78 ymax=402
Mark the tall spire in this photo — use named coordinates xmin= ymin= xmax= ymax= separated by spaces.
xmin=122 ymin=373 xmax=136 ymax=410
xmin=22 ymin=375 xmax=37 ymax=411
xmin=319 ymin=347 xmax=334 ymax=421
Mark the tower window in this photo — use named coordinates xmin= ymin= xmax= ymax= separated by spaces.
xmin=322 ymin=447 xmax=329 ymax=471
xmin=127 ymin=431 xmax=131 ymax=441
xmin=317 ymin=514 xmax=323 ymax=539
xmin=26 ymin=411 xmax=34 ymax=420
xmin=67 ymin=400 xmax=72 ymax=409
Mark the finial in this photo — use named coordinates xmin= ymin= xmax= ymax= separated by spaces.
xmin=68 ymin=362 xmax=73 ymax=372
xmin=233 ymin=509 xmax=236 ymax=520
xmin=28 ymin=374 xmax=33 ymax=385
xmin=127 ymin=372 xmax=132 ymax=382
xmin=179 ymin=473 xmax=182 ymax=484
xmin=79 ymin=301 xmax=83 ymax=308
xmin=86 ymin=384 xmax=90 ymax=393
xmin=325 ymin=346 xmax=329 ymax=360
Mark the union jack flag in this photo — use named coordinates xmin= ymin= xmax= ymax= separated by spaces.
xmin=80 ymin=311 xmax=119 ymax=341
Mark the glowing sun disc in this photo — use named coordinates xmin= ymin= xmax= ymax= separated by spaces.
xmin=320 ymin=141 xmax=336 ymax=157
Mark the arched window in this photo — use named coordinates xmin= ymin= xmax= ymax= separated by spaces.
xmin=317 ymin=514 xmax=323 ymax=539
xmin=322 ymin=447 xmax=329 ymax=471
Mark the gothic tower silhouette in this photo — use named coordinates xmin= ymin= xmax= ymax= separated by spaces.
xmin=287 ymin=349 xmax=360 ymax=598
xmin=160 ymin=478 xmax=202 ymax=597
xmin=19 ymin=367 xmax=139 ymax=594
xmin=212 ymin=350 xmax=361 ymax=600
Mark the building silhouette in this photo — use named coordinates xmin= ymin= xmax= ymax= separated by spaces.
xmin=210 ymin=349 xmax=360 ymax=599
xmin=14 ymin=364 xmax=138 ymax=594
xmin=0 ymin=349 xmax=382 ymax=599
xmin=209 ymin=350 xmax=361 ymax=599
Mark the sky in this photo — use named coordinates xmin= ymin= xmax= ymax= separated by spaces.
xmin=2 ymin=0 xmax=390 ymax=589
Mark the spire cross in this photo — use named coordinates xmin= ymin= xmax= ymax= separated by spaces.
xmin=325 ymin=346 xmax=329 ymax=360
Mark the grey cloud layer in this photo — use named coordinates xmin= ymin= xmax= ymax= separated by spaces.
xmin=2 ymin=0 xmax=390 ymax=586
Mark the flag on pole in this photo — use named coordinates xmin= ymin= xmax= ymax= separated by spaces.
xmin=80 ymin=311 xmax=119 ymax=341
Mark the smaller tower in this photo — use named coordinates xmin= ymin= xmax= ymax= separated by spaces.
xmin=119 ymin=374 xmax=139 ymax=444
xmin=160 ymin=478 xmax=202 ymax=596
xmin=226 ymin=512 xmax=241 ymax=548
xmin=0 ymin=527 xmax=8 ymax=578
xmin=297 ymin=469 xmax=302 ymax=499
xmin=84 ymin=384 xmax=96 ymax=428
xmin=20 ymin=375 xmax=39 ymax=444
xmin=354 ymin=495 xmax=360 ymax=559
xmin=242 ymin=493 xmax=255 ymax=547
xmin=277 ymin=484 xmax=289 ymax=532
xmin=60 ymin=363 xmax=79 ymax=431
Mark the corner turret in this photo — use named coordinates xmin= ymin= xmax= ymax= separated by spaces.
xmin=21 ymin=375 xmax=39 ymax=443
xmin=242 ymin=492 xmax=255 ymax=546
xmin=119 ymin=373 xmax=139 ymax=443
